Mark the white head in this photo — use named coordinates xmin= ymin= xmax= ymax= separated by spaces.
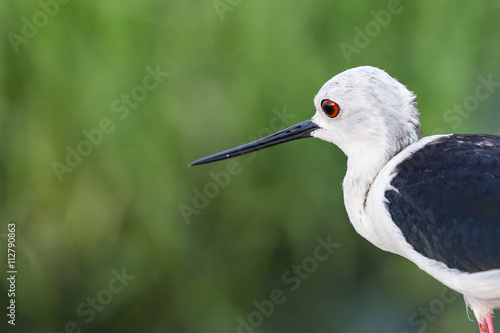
xmin=311 ymin=66 xmax=420 ymax=162
xmin=190 ymin=66 xmax=421 ymax=168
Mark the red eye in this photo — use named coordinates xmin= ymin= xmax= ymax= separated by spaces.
xmin=321 ymin=99 xmax=340 ymax=118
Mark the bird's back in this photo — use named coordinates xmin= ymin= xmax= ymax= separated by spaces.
xmin=385 ymin=134 xmax=500 ymax=273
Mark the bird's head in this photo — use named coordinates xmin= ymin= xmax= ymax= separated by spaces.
xmin=311 ymin=66 xmax=420 ymax=160
xmin=190 ymin=66 xmax=421 ymax=166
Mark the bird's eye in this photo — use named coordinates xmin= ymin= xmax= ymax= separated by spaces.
xmin=321 ymin=99 xmax=340 ymax=118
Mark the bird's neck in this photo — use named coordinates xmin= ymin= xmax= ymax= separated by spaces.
xmin=342 ymin=143 xmax=396 ymax=226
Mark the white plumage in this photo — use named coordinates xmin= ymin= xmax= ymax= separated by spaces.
xmin=311 ymin=67 xmax=500 ymax=331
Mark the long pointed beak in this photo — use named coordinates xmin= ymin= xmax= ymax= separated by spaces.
xmin=189 ymin=119 xmax=319 ymax=166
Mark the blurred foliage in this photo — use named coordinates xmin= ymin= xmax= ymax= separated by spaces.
xmin=0 ymin=0 xmax=499 ymax=332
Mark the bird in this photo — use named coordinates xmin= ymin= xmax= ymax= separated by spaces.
xmin=190 ymin=66 xmax=500 ymax=333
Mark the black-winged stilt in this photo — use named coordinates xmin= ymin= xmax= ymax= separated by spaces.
xmin=190 ymin=66 xmax=500 ymax=333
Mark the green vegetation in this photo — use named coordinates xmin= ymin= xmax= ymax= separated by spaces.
xmin=1 ymin=1 xmax=499 ymax=332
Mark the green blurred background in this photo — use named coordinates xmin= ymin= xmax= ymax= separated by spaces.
xmin=1 ymin=1 xmax=500 ymax=332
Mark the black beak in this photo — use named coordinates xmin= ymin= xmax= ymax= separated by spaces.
xmin=189 ymin=119 xmax=319 ymax=166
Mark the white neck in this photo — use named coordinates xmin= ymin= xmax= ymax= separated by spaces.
xmin=342 ymin=143 xmax=390 ymax=226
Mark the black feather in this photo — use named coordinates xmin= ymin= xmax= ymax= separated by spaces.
xmin=385 ymin=134 xmax=500 ymax=273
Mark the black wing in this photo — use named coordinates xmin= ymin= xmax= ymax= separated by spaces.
xmin=385 ymin=134 xmax=500 ymax=273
